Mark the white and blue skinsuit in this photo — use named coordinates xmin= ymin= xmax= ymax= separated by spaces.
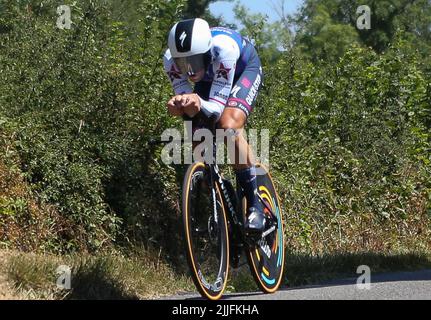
xmin=163 ymin=27 xmax=263 ymax=124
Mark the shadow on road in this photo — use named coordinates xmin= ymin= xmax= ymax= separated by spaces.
xmin=168 ymin=251 xmax=431 ymax=300
xmin=280 ymin=251 xmax=431 ymax=292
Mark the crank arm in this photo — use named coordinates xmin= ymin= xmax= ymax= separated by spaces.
xmin=261 ymin=226 xmax=276 ymax=238
xmin=257 ymin=193 xmax=277 ymax=220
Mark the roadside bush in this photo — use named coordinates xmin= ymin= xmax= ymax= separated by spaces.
xmin=0 ymin=1 xmax=429 ymax=258
xmin=254 ymin=41 xmax=431 ymax=253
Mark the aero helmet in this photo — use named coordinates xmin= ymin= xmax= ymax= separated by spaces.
xmin=168 ymin=18 xmax=213 ymax=75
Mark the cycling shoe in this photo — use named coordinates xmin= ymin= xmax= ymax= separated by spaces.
xmin=244 ymin=206 xmax=266 ymax=235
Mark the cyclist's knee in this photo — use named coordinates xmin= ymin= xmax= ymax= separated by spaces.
xmin=218 ymin=108 xmax=246 ymax=131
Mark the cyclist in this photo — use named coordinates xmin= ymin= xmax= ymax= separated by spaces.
xmin=163 ymin=18 xmax=265 ymax=234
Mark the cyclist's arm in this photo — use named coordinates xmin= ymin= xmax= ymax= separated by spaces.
xmin=199 ymin=60 xmax=235 ymax=120
xmin=163 ymin=49 xmax=193 ymax=95
xmin=199 ymin=37 xmax=240 ymax=121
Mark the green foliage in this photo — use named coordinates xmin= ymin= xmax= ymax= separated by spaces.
xmin=293 ymin=0 xmax=431 ymax=61
xmin=233 ymin=3 xmax=292 ymax=63
xmin=0 ymin=0 xmax=430 ymax=260
xmin=182 ymin=0 xmax=229 ymax=25
xmin=293 ymin=1 xmax=359 ymax=62
xmin=0 ymin=0 xmax=185 ymax=253
xmin=253 ymin=39 xmax=430 ymax=253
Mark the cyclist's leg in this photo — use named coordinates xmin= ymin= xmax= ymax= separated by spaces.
xmin=218 ymin=46 xmax=264 ymax=232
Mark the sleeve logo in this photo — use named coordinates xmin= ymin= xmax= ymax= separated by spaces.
xmin=216 ymin=63 xmax=232 ymax=80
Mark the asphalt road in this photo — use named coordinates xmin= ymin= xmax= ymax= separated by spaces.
xmin=167 ymin=269 xmax=431 ymax=300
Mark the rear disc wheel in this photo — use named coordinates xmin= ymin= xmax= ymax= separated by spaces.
xmin=245 ymin=163 xmax=285 ymax=294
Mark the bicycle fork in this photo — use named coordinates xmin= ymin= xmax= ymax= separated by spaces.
xmin=209 ymin=165 xmax=219 ymax=225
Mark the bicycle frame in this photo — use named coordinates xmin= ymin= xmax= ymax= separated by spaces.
xmin=206 ymin=138 xmax=278 ymax=246
xmin=210 ymin=163 xmax=279 ymax=242
xmin=149 ymin=118 xmax=278 ymax=239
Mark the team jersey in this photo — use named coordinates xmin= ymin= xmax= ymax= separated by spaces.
xmin=163 ymin=27 xmax=251 ymax=120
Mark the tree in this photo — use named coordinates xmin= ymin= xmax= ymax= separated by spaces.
xmin=293 ymin=1 xmax=359 ymax=62
xmin=293 ymin=0 xmax=431 ymax=60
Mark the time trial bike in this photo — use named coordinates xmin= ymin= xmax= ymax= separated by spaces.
xmin=181 ymin=119 xmax=285 ymax=300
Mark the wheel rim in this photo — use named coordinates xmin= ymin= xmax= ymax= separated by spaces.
xmin=183 ymin=163 xmax=229 ymax=300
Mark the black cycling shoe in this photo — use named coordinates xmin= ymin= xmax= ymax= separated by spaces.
xmin=244 ymin=206 xmax=266 ymax=235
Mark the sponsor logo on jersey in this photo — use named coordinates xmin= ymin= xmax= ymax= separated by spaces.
xmin=236 ymin=103 xmax=250 ymax=116
xmin=241 ymin=77 xmax=252 ymax=89
xmin=226 ymin=99 xmax=250 ymax=116
xmin=216 ymin=63 xmax=232 ymax=80
xmin=231 ymin=85 xmax=241 ymax=98
xmin=214 ymin=91 xmax=229 ymax=100
xmin=228 ymin=100 xmax=238 ymax=107
xmin=246 ymin=74 xmax=261 ymax=106
xmin=213 ymin=79 xmax=232 ymax=87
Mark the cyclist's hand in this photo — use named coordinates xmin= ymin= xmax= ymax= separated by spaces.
xmin=182 ymin=94 xmax=201 ymax=117
xmin=167 ymin=95 xmax=185 ymax=117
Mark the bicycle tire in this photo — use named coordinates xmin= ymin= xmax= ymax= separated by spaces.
xmin=182 ymin=162 xmax=230 ymax=300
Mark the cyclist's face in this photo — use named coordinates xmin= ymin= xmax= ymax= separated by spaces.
xmin=189 ymin=69 xmax=205 ymax=83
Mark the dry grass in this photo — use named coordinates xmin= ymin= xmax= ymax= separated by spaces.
xmin=1 ymin=248 xmax=194 ymax=300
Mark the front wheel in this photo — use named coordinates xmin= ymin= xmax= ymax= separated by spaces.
xmin=244 ymin=163 xmax=285 ymax=294
xmin=182 ymin=162 xmax=230 ymax=300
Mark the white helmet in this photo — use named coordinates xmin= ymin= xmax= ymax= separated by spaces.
xmin=168 ymin=18 xmax=213 ymax=75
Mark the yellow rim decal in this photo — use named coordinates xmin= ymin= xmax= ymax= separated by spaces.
xmin=259 ymin=186 xmax=275 ymax=210
xmin=273 ymin=231 xmax=278 ymax=252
